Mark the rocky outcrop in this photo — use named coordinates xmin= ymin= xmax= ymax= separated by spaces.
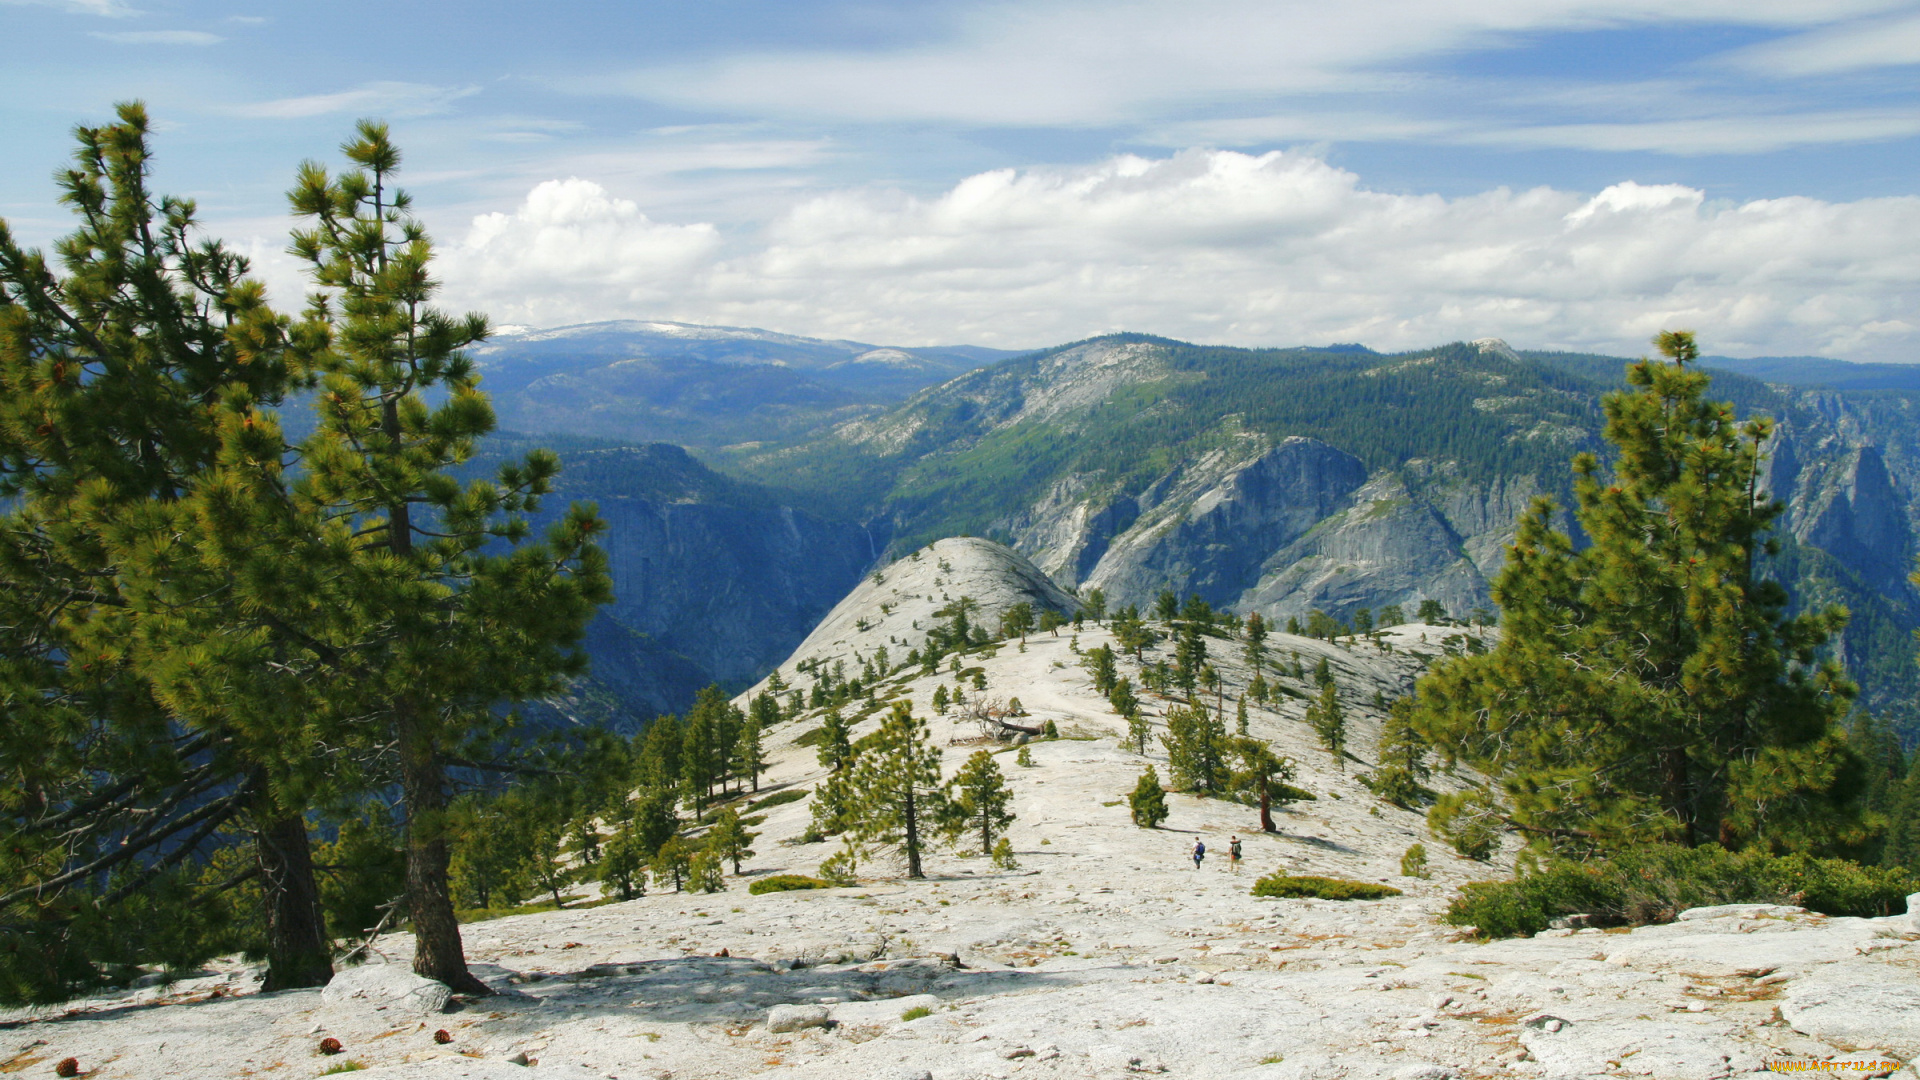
xmin=1799 ymin=446 xmax=1912 ymax=591
xmin=741 ymin=537 xmax=1078 ymax=699
xmin=1238 ymin=473 xmax=1488 ymax=622
xmin=1078 ymin=437 xmax=1369 ymax=609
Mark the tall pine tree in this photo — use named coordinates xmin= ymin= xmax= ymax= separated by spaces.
xmin=846 ymin=703 xmax=944 ymax=878
xmin=1414 ymin=332 xmax=1861 ymax=860
xmin=260 ymin=121 xmax=610 ymax=992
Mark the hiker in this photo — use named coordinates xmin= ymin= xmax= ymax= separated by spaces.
xmin=1191 ymin=838 xmax=1206 ymax=870
xmin=1228 ymin=835 xmax=1242 ymax=873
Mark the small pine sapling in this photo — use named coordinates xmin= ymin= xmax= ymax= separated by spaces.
xmin=1401 ymin=843 xmax=1430 ymax=879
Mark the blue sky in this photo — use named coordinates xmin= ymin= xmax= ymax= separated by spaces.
xmin=6 ymin=0 xmax=1920 ymax=359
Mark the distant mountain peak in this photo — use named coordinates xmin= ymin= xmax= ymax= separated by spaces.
xmin=1473 ymin=338 xmax=1521 ymax=362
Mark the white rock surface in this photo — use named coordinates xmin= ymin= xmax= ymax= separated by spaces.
xmin=1784 ymin=968 xmax=1920 ymax=1056
xmin=767 ymin=1003 xmax=832 ymax=1032
xmin=10 ymin=574 xmax=1918 ymax=1080
xmin=320 ymin=963 xmax=453 ymax=1017
xmin=742 ymin=537 xmax=1079 ymax=700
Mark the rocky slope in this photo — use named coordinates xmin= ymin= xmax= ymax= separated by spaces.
xmin=20 ymin=557 xmax=1918 ymax=1079
xmin=739 ymin=537 xmax=1078 ymax=701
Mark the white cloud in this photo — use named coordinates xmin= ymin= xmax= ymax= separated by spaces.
xmin=1727 ymin=8 xmax=1920 ymax=74
xmin=438 ymin=150 xmax=1920 ymax=362
xmin=442 ymin=179 xmax=722 ymax=326
xmin=1 ymin=0 xmax=139 ymax=16
xmin=1467 ymin=108 xmax=1920 ymax=154
xmin=232 ymin=81 xmax=478 ymax=120
xmin=91 ymin=29 xmax=221 ymax=45
xmin=607 ymin=0 xmax=1905 ymax=127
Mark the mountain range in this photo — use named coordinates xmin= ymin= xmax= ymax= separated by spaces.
xmin=487 ymin=321 xmax=1920 ymax=733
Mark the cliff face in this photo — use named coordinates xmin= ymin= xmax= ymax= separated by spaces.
xmin=526 ymin=444 xmax=883 ymax=717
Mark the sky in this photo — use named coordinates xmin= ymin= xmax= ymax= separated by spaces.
xmin=5 ymin=0 xmax=1920 ymax=360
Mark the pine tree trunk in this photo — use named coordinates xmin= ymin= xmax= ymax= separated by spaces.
xmin=1258 ymin=780 xmax=1274 ymax=833
xmin=400 ymin=735 xmax=491 ymax=995
xmin=904 ymin=788 xmax=923 ymax=879
xmin=256 ymin=808 xmax=333 ymax=992
xmin=1663 ymin=747 xmax=1696 ymax=847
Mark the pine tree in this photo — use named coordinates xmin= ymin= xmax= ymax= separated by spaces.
xmin=449 ymin=794 xmax=530 ymax=912
xmin=268 ymin=121 xmax=609 ymax=992
xmin=1229 ymin=737 xmax=1297 ymax=832
xmin=1413 ymin=332 xmax=1862 ymax=860
xmin=1306 ymin=682 xmax=1347 ymax=771
xmin=734 ymin=712 xmax=766 ymax=794
xmin=516 ymin=793 xmax=575 ymax=909
xmin=1087 ymin=644 xmax=1118 ymax=695
xmin=1155 ymin=590 xmax=1179 ymax=625
xmin=1113 ymin=605 xmax=1152 ymax=660
xmin=652 ymin=836 xmax=691 ymax=893
xmin=944 ymin=750 xmax=1016 ymax=855
xmin=1129 ymin=768 xmax=1169 ymax=828
xmin=1236 ymin=696 xmax=1249 ymax=736
xmin=817 ymin=708 xmax=853 ymax=772
xmin=1368 ymin=696 xmax=1431 ymax=808
xmin=1082 ymin=587 xmax=1108 ymax=623
xmin=1884 ymin=757 xmax=1920 ymax=874
xmin=0 ymin=103 xmax=336 ymax=998
xmin=1162 ymin=704 xmax=1227 ymax=793
xmin=706 ymin=807 xmax=758 ymax=874
xmin=845 ymin=704 xmax=945 ymax=878
xmin=599 ymin=823 xmax=649 ymax=901
xmin=1174 ymin=625 xmax=1207 ymax=698
xmin=688 ymin=848 xmax=726 ymax=893
xmin=1243 ymin=612 xmax=1268 ymax=675
xmin=1416 ymin=599 xmax=1447 ymax=625
xmin=1000 ymin=601 xmax=1034 ymax=643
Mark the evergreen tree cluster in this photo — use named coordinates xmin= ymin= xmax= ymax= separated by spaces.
xmin=0 ymin=110 xmax=611 ymax=1002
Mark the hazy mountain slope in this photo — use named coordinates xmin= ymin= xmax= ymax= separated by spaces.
xmin=467 ymin=442 xmax=887 ymax=720
xmin=469 ymin=320 xmax=1021 ymax=448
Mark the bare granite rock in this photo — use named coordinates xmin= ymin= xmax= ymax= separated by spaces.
xmin=320 ymin=963 xmax=452 ymax=1017
xmin=767 ymin=1004 xmax=832 ymax=1032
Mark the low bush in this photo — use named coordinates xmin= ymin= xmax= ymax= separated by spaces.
xmin=1444 ymin=844 xmax=1920 ymax=939
xmin=1252 ymin=874 xmax=1404 ymax=901
xmin=747 ymin=874 xmax=836 ymax=895
xmin=748 ymin=789 xmax=809 ymax=812
xmin=901 ymin=1005 xmax=933 ymax=1021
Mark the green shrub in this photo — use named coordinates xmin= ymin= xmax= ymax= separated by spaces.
xmin=794 ymin=727 xmax=828 ymax=747
xmin=1251 ymin=874 xmax=1404 ymax=901
xmin=1443 ymin=844 xmax=1920 ymax=939
xmin=748 ymin=789 xmax=809 ymax=812
xmin=901 ymin=1005 xmax=933 ymax=1021
xmin=1401 ymin=843 xmax=1430 ymax=879
xmin=747 ymin=874 xmax=835 ymax=895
